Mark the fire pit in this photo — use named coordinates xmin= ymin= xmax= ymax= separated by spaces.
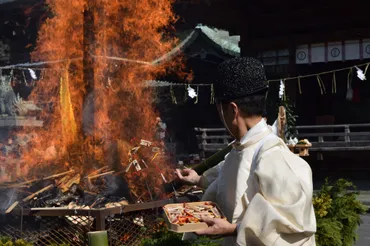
xmin=1 ymin=0 xmax=189 ymax=244
xmin=1 ymin=197 xmax=191 ymax=246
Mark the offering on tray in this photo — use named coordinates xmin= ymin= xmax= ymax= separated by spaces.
xmin=297 ymin=139 xmax=312 ymax=146
xmin=163 ymin=201 xmax=225 ymax=232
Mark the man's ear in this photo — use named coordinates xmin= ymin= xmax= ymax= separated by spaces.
xmin=230 ymin=102 xmax=238 ymax=116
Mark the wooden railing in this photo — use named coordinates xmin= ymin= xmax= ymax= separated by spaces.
xmin=195 ymin=123 xmax=370 ymax=157
xmin=194 ymin=127 xmax=232 ymax=158
xmin=296 ymin=124 xmax=370 ymax=151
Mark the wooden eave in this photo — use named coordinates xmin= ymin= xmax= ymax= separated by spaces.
xmin=176 ymin=0 xmax=370 ymax=51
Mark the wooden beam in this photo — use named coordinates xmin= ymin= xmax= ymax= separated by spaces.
xmin=10 ymin=197 xmax=191 ymax=217
xmin=310 ymin=147 xmax=370 ymax=152
xmin=174 ymin=1 xmax=241 ymax=34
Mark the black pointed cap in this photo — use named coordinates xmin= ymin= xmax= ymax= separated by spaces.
xmin=214 ymin=57 xmax=268 ymax=100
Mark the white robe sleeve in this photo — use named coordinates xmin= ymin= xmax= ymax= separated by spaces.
xmin=198 ymin=161 xmax=224 ymax=189
xmin=236 ymin=147 xmax=316 ymax=246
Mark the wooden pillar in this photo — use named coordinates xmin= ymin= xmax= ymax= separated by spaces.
xmin=83 ymin=0 xmax=95 ymax=134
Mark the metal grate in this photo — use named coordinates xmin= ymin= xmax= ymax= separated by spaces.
xmin=0 ymin=198 xmax=189 ymax=246
xmin=107 ymin=209 xmax=159 ymax=246
xmin=0 ymin=214 xmax=90 ymax=245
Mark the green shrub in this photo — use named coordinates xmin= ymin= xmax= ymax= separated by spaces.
xmin=313 ymin=178 xmax=368 ymax=246
xmin=0 ymin=237 xmax=32 ymax=246
xmin=48 ymin=244 xmax=70 ymax=246
xmin=140 ymin=218 xmax=220 ymax=246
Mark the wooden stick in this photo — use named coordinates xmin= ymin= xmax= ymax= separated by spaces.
xmin=7 ymin=170 xmax=75 ymax=188
xmin=90 ymin=197 xmax=104 ymax=208
xmin=14 ymin=188 xmax=32 ymax=195
xmin=41 ymin=170 xmax=75 ymax=180
xmin=56 ymin=175 xmax=69 ymax=186
xmin=130 ymin=189 xmax=139 ymax=198
xmin=84 ymin=190 xmax=98 ymax=196
xmin=22 ymin=184 xmax=54 ymax=202
xmin=85 ymin=166 xmax=109 ymax=178
xmin=113 ymin=170 xmax=126 ymax=176
xmin=30 ymin=206 xmax=69 ymax=210
xmin=5 ymin=201 xmax=19 ymax=214
xmin=60 ymin=174 xmax=80 ymax=193
xmin=88 ymin=171 xmax=115 ymax=180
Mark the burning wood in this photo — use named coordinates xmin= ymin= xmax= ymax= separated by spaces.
xmin=86 ymin=166 xmax=109 ymax=178
xmin=23 ymin=184 xmax=54 ymax=202
xmin=0 ymin=0 xmax=190 ymax=229
xmin=60 ymin=174 xmax=81 ymax=193
xmin=5 ymin=201 xmax=18 ymax=214
xmin=105 ymin=199 xmax=129 ymax=208
xmin=4 ymin=169 xmax=75 ymax=188
xmin=66 ymin=202 xmax=93 ymax=226
xmin=1 ymin=139 xmax=179 ymax=213
xmin=87 ymin=170 xmax=115 ymax=180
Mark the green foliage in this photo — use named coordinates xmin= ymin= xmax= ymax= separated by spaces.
xmin=0 ymin=237 xmax=70 ymax=246
xmin=140 ymin=218 xmax=220 ymax=246
xmin=0 ymin=237 xmax=32 ymax=246
xmin=313 ymin=179 xmax=368 ymax=246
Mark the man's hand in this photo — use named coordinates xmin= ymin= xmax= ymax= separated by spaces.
xmin=196 ymin=216 xmax=237 ymax=237
xmin=175 ymin=168 xmax=201 ymax=185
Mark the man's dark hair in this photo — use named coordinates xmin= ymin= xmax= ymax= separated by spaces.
xmin=220 ymin=89 xmax=267 ymax=117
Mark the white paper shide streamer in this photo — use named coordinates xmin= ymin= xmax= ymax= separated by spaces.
xmin=187 ymin=85 xmax=197 ymax=98
xmin=287 ymin=137 xmax=298 ymax=145
xmin=355 ymin=66 xmax=366 ymax=81
xmin=28 ymin=69 xmax=37 ymax=80
xmin=279 ymin=79 xmax=285 ymax=99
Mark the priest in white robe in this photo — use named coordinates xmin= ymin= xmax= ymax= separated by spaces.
xmin=176 ymin=57 xmax=316 ymax=246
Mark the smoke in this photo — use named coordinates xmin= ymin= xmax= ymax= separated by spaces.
xmin=0 ymin=188 xmax=18 ymax=213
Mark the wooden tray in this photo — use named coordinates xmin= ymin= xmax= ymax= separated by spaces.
xmin=163 ymin=201 xmax=225 ymax=233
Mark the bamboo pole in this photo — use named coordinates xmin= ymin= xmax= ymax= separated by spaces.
xmin=88 ymin=231 xmax=108 ymax=246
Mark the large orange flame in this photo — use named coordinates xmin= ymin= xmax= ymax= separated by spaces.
xmin=5 ymin=0 xmax=181 ymax=200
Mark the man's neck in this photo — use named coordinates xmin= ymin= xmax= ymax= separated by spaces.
xmin=235 ymin=116 xmax=263 ymax=140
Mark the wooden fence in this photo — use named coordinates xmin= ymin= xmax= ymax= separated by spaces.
xmin=195 ymin=123 xmax=370 ymax=158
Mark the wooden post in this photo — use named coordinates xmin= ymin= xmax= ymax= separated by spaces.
xmin=200 ymin=130 xmax=206 ymax=160
xmin=83 ymin=0 xmax=95 ymax=136
xmin=344 ymin=125 xmax=350 ymax=142
xmin=95 ymin=212 xmax=106 ymax=231
xmin=82 ymin=0 xmax=96 ymax=165
xmin=318 ymin=136 xmax=324 ymax=143
xmin=288 ymin=46 xmax=297 ymax=103
xmin=317 ymin=152 xmax=323 ymax=161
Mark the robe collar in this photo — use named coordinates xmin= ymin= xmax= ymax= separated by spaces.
xmin=239 ymin=118 xmax=269 ymax=145
xmin=232 ymin=119 xmax=271 ymax=150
